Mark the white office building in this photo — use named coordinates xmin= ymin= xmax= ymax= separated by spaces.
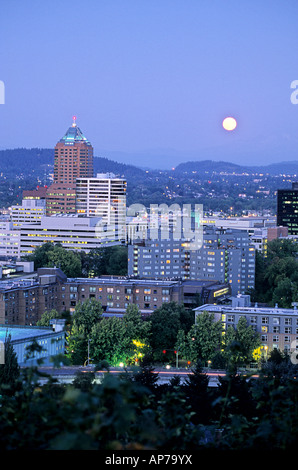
xmin=0 ymin=220 xmax=20 ymax=258
xmin=76 ymin=172 xmax=126 ymax=225
xmin=19 ymin=214 xmax=124 ymax=256
xmin=10 ymin=198 xmax=46 ymax=227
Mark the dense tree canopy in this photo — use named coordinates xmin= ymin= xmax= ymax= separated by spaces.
xmin=0 ymin=346 xmax=298 ymax=450
xmin=25 ymin=242 xmax=82 ymax=278
xmin=148 ymin=302 xmax=195 ymax=362
xmin=24 ymin=242 xmax=128 ymax=278
xmin=253 ymin=239 xmax=298 ymax=307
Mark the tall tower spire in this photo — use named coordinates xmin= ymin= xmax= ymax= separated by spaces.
xmin=72 ymin=115 xmax=77 ymax=127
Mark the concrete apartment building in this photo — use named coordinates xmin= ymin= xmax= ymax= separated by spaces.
xmin=128 ymin=226 xmax=255 ymax=296
xmin=195 ymin=295 xmax=298 ymax=356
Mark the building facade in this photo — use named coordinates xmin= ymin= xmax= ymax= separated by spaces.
xmin=195 ymin=298 xmax=298 ymax=356
xmin=0 ymin=268 xmax=66 ymax=325
xmin=277 ymin=183 xmax=298 ymax=235
xmin=46 ymin=117 xmax=94 ymax=215
xmin=128 ymin=226 xmax=255 ymax=296
xmin=11 ymin=198 xmax=46 ymax=226
xmin=0 ymin=324 xmax=65 ymax=366
xmin=45 ymin=183 xmax=76 ymax=216
xmin=61 ymin=276 xmax=229 ymax=314
xmin=19 ymin=214 xmax=123 ymax=256
xmin=53 ymin=117 xmax=93 ymax=185
xmin=0 ymin=220 xmax=21 ymax=258
xmin=0 ymin=267 xmax=229 ymax=325
xmin=76 ymin=173 xmax=127 ymax=240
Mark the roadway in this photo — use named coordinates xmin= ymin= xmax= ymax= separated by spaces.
xmin=35 ymin=365 xmax=229 ymax=387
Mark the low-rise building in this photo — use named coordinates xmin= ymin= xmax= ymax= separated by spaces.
xmin=194 ymin=296 xmax=298 ymax=356
xmin=19 ymin=214 xmax=124 ymax=256
xmin=0 ymin=268 xmax=66 ymax=325
xmin=0 ymin=267 xmax=230 ymax=324
xmin=61 ymin=276 xmax=230 ymax=315
xmin=0 ymin=324 xmax=65 ymax=366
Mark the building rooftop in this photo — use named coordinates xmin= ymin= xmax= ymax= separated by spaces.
xmin=66 ymin=276 xmax=180 ymax=287
xmin=0 ymin=325 xmax=56 ymax=343
xmin=195 ymin=303 xmax=298 ymax=316
xmin=58 ymin=118 xmax=92 ymax=146
xmin=0 ymin=278 xmax=38 ymax=292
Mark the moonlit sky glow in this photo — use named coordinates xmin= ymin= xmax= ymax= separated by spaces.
xmin=0 ymin=0 xmax=298 ymax=169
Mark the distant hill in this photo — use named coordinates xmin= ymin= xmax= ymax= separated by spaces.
xmin=174 ymin=160 xmax=248 ymax=174
xmin=0 ymin=148 xmax=54 ymax=177
xmin=93 ymin=156 xmax=145 ymax=178
xmin=1 ymin=148 xmax=298 ymax=179
xmin=0 ymin=148 xmax=145 ymax=180
xmin=174 ymin=159 xmax=298 ymax=176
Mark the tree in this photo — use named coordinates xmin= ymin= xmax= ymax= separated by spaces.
xmin=185 ymin=311 xmax=222 ymax=365
xmin=89 ymin=305 xmax=151 ymax=367
xmin=67 ymin=299 xmax=103 ymax=365
xmin=149 ymin=302 xmax=194 ymax=362
xmin=80 ymin=246 xmax=128 ymax=277
xmin=0 ymin=333 xmax=20 ymax=394
xmin=183 ymin=361 xmax=211 ymax=425
xmin=90 ymin=317 xmax=127 ymax=366
xmin=106 ymin=245 xmax=128 ymax=275
xmin=122 ymin=305 xmax=151 ymax=364
xmin=223 ymin=317 xmax=261 ymax=368
xmin=254 ymin=239 xmax=298 ymax=306
xmin=47 ymin=244 xmax=82 ymax=277
xmin=37 ymin=309 xmax=61 ymax=327
xmin=67 ymin=324 xmax=88 ymax=365
xmin=72 ymin=299 xmax=103 ymax=337
xmin=24 ymin=241 xmax=55 ymax=269
xmin=24 ymin=242 xmax=82 ymax=277
xmin=272 ymin=277 xmax=298 ymax=308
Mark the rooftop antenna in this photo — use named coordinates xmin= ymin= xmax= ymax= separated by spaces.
xmin=72 ymin=115 xmax=77 ymax=127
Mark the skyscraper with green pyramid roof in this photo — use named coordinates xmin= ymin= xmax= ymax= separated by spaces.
xmin=54 ymin=116 xmax=94 ymax=184
xmin=46 ymin=117 xmax=94 ymax=215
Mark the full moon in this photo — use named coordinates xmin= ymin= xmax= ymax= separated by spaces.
xmin=222 ymin=117 xmax=237 ymax=131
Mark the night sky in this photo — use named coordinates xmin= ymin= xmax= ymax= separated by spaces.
xmin=0 ymin=0 xmax=298 ymax=169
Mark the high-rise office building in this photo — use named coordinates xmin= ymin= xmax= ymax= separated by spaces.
xmin=46 ymin=117 xmax=94 ymax=215
xmin=277 ymin=183 xmax=298 ymax=235
xmin=76 ymin=173 xmax=127 ymax=240
xmin=53 ymin=116 xmax=93 ymax=184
